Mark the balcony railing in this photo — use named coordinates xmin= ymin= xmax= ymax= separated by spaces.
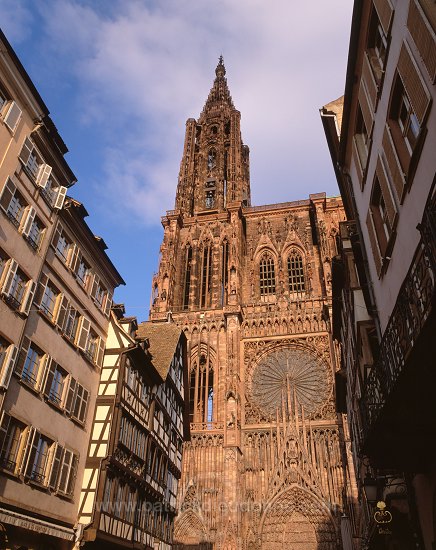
xmin=360 ymin=195 xmax=436 ymax=441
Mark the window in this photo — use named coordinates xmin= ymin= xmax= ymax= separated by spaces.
xmin=287 ymin=250 xmax=305 ymax=294
xmin=182 ymin=246 xmax=192 ymax=310
xmin=18 ymin=137 xmax=52 ymax=188
xmin=63 ymin=304 xmax=80 ymax=342
xmin=39 ymin=277 xmax=61 ymax=320
xmin=367 ymin=6 xmax=388 ymax=81
xmin=0 ymin=178 xmax=27 ymax=228
xmin=0 ymin=89 xmax=6 ymax=111
xmin=370 ymin=179 xmax=391 ymax=255
xmin=22 ymin=210 xmax=45 ymax=251
xmin=57 ymin=448 xmax=78 ymax=496
xmin=44 ymin=361 xmax=68 ymax=406
xmin=76 ymin=256 xmax=91 ymax=288
xmin=0 ymin=413 xmax=26 ymax=473
xmin=90 ymin=274 xmax=113 ymax=315
xmin=354 ymin=106 xmax=369 ymax=172
xmin=52 ymin=224 xmax=73 ymax=264
xmin=259 ymin=252 xmax=276 ymax=296
xmin=205 ymin=190 xmax=215 ymax=209
xmin=395 ymin=86 xmax=420 ymax=154
xmin=65 ymin=377 xmax=89 ymax=424
xmin=15 ymin=337 xmax=48 ymax=390
xmin=200 ymin=243 xmax=212 ymax=308
xmin=1 ymin=260 xmax=35 ymax=314
xmin=40 ymin=175 xmax=67 ymax=210
xmin=23 ymin=429 xmax=53 ymax=484
xmin=221 ymin=240 xmax=229 ymax=306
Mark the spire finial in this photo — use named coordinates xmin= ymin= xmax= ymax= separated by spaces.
xmin=215 ymin=55 xmax=226 ymax=77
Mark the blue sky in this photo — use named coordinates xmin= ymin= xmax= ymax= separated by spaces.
xmin=2 ymin=0 xmax=353 ymax=321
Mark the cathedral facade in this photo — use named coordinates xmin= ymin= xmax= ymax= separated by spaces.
xmin=150 ymin=58 xmax=352 ymax=550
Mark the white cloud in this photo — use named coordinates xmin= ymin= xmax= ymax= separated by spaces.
xmin=30 ymin=0 xmax=353 ymax=225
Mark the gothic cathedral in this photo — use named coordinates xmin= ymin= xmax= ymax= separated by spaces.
xmin=150 ymin=58 xmax=350 ymax=550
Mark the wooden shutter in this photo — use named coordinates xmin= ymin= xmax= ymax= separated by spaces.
xmin=64 ymin=377 xmax=77 ymax=414
xmin=376 ymin=156 xmax=398 ymax=233
xmin=104 ymin=292 xmax=113 ymax=316
xmin=1 ymin=259 xmax=18 ymax=297
xmin=373 ymin=0 xmax=394 ymax=35
xmin=69 ymin=244 xmax=80 ymax=273
xmin=4 ymin=101 xmax=22 ymax=133
xmin=19 ymin=137 xmax=34 ymax=166
xmin=0 ymin=345 xmax=18 ymax=388
xmin=20 ymin=206 xmax=36 ymax=238
xmin=96 ymin=338 xmax=105 ymax=368
xmin=408 ymin=0 xmax=436 ymax=82
xmin=58 ymin=448 xmax=73 ymax=493
xmin=382 ymin=125 xmax=407 ymax=203
xmin=15 ymin=336 xmax=31 ymax=377
xmin=76 ymin=316 xmax=91 ymax=350
xmin=34 ymin=272 xmax=48 ymax=307
xmin=54 ymin=186 xmax=67 ymax=209
xmin=20 ymin=280 xmax=36 ymax=316
xmin=36 ymin=164 xmax=52 ymax=189
xmin=56 ymin=295 xmax=69 ymax=330
xmin=90 ymin=274 xmax=100 ymax=300
xmin=66 ymin=453 xmax=78 ymax=496
xmin=362 ymin=51 xmax=379 ymax=108
xmin=21 ymin=427 xmax=38 ymax=478
xmin=366 ymin=209 xmax=383 ymax=276
xmin=358 ymin=82 xmax=374 ymax=137
xmin=48 ymin=443 xmax=64 ymax=490
xmin=398 ymin=42 xmax=431 ymax=124
xmin=0 ymin=413 xmax=11 ymax=456
xmin=0 ymin=178 xmax=15 ymax=212
xmin=41 ymin=357 xmax=54 ymax=397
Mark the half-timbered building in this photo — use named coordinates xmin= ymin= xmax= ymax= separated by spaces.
xmin=78 ymin=307 xmax=189 ymax=549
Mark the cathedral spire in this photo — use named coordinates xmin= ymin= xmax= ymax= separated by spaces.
xmin=202 ymin=56 xmax=234 ymax=114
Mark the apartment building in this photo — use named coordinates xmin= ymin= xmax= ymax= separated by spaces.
xmin=321 ymin=1 xmax=436 ymax=548
xmin=0 ymin=29 xmax=124 ymax=549
xmin=77 ymin=308 xmax=189 ymax=550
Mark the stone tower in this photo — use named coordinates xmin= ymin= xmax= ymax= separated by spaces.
xmin=150 ymin=59 xmax=351 ymax=550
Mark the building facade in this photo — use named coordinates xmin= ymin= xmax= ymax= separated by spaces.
xmin=150 ymin=58 xmax=354 ymax=549
xmin=0 ymin=30 xmax=124 ymax=549
xmin=321 ymin=0 xmax=436 ymax=548
xmin=77 ymin=308 xmax=189 ymax=550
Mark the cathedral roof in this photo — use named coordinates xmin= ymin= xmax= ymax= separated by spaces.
xmin=202 ymin=56 xmax=235 ymax=114
xmin=136 ymin=321 xmax=183 ymax=380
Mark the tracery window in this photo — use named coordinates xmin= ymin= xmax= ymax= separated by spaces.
xmin=183 ymin=246 xmax=192 ymax=310
xmin=221 ymin=240 xmax=229 ymax=306
xmin=189 ymin=349 xmax=214 ymax=423
xmin=259 ymin=251 xmax=276 ymax=296
xmin=200 ymin=243 xmax=212 ymax=308
xmin=287 ymin=250 xmax=305 ymax=294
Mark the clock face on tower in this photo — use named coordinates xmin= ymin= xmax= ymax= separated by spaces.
xmin=250 ymin=348 xmax=330 ymax=420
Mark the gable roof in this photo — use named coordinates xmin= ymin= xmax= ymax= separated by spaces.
xmin=136 ymin=321 xmax=183 ymax=380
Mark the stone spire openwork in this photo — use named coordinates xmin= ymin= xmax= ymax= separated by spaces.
xmin=201 ymin=56 xmax=235 ymax=115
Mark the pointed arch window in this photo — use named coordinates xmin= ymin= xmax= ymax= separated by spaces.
xmin=183 ymin=246 xmax=192 ymax=310
xmin=259 ymin=252 xmax=276 ymax=296
xmin=221 ymin=240 xmax=229 ymax=306
xmin=287 ymin=250 xmax=305 ymax=294
xmin=200 ymin=243 xmax=213 ymax=308
xmin=189 ymin=350 xmax=214 ymax=424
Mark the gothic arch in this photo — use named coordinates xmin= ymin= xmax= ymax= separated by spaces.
xmin=259 ymin=485 xmax=338 ymax=550
xmin=174 ymin=509 xmax=208 ymax=546
xmin=283 ymin=245 xmax=306 ymax=295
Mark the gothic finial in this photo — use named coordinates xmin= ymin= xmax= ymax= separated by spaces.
xmin=216 ymin=55 xmax=226 ymax=77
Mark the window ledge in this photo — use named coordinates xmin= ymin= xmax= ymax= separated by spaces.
xmin=70 ymin=415 xmax=86 ymax=429
xmin=37 ymin=308 xmax=57 ymax=326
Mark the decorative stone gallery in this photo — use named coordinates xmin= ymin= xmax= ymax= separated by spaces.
xmin=150 ymin=58 xmax=351 ymax=549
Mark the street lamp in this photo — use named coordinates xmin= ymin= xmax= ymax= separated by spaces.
xmin=363 ymin=475 xmax=379 ymax=505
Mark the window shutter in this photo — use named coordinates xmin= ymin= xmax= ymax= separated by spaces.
xmin=0 ymin=178 xmax=16 ymax=213
xmin=15 ymin=336 xmax=31 ymax=377
xmin=0 ymin=413 xmax=11 ymax=455
xmin=69 ymin=244 xmax=80 ymax=273
xmin=358 ymin=83 xmax=374 ymax=137
xmin=3 ymin=101 xmax=22 ymax=133
xmin=66 ymin=453 xmax=78 ymax=495
xmin=362 ymin=51 xmax=379 ymax=108
xmin=64 ymin=377 xmax=77 ymax=414
xmin=36 ymin=164 xmax=52 ymax=189
xmin=34 ymin=272 xmax=48 ymax=307
xmin=366 ymin=210 xmax=383 ymax=276
xmin=104 ymin=292 xmax=113 ymax=317
xmin=20 ymin=427 xmax=38 ymax=477
xmin=58 ymin=448 xmax=73 ymax=493
xmin=0 ymin=345 xmax=18 ymax=388
xmin=56 ymin=295 xmax=69 ymax=331
xmin=408 ymin=0 xmax=436 ymax=82
xmin=1 ymin=259 xmax=18 ymax=297
xmin=41 ymin=356 xmax=54 ymax=396
xmin=76 ymin=316 xmax=91 ymax=350
xmin=51 ymin=223 xmax=63 ymax=250
xmin=54 ymin=186 xmax=67 ymax=209
xmin=96 ymin=338 xmax=105 ymax=368
xmin=376 ymin=156 xmax=398 ymax=232
xmin=398 ymin=42 xmax=431 ymax=125
xmin=48 ymin=443 xmax=64 ymax=490
xmin=90 ymin=274 xmax=100 ymax=300
xmin=20 ymin=280 xmax=36 ymax=316
xmin=382 ymin=125 xmax=407 ymax=203
xmin=373 ymin=0 xmax=394 ymax=36
xmin=20 ymin=206 xmax=36 ymax=238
